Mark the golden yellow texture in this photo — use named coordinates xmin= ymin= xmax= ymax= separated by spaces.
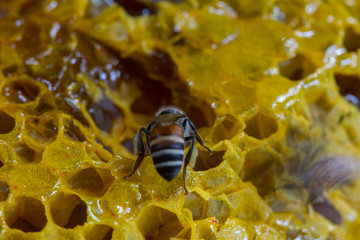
xmin=0 ymin=0 xmax=360 ymax=239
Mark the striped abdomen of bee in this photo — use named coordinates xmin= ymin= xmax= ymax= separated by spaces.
xmin=149 ymin=124 xmax=185 ymax=181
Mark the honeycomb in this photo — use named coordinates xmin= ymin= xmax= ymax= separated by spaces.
xmin=0 ymin=0 xmax=360 ymax=239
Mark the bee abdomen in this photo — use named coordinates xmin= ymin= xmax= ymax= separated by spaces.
xmin=150 ymin=124 xmax=185 ymax=181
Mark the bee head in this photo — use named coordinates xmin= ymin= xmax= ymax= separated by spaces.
xmin=156 ymin=106 xmax=184 ymax=116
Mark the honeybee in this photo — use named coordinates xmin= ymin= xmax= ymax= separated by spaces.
xmin=124 ymin=106 xmax=212 ymax=194
xmin=275 ymin=114 xmax=360 ymax=225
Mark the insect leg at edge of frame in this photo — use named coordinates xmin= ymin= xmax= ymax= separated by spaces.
xmin=183 ymin=135 xmax=196 ymax=194
xmin=124 ymin=124 xmax=152 ymax=179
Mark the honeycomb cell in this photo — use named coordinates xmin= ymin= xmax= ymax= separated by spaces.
xmin=130 ymin=50 xmax=216 ymax=127
xmin=57 ymin=99 xmax=90 ymax=127
xmin=205 ymin=196 xmax=231 ymax=224
xmin=85 ymin=224 xmax=114 ymax=240
xmin=2 ymin=65 xmax=18 ymax=77
xmin=2 ymin=79 xmax=40 ymax=103
xmin=23 ymin=44 xmax=71 ymax=91
xmin=67 ymin=167 xmax=114 ymax=197
xmin=193 ymin=150 xmax=225 ymax=171
xmin=12 ymin=143 xmax=40 ymax=163
xmin=64 ymin=120 xmax=86 ymax=142
xmin=102 ymin=180 xmax=151 ymax=219
xmin=193 ymin=218 xmax=218 ymax=240
xmin=218 ymin=218 xmax=254 ymax=239
xmin=343 ymin=27 xmax=360 ymax=52
xmin=71 ymin=33 xmax=130 ymax=90
xmin=87 ymin=95 xmax=123 ymax=133
xmin=42 ymin=138 xmax=88 ymax=169
xmin=179 ymin=99 xmax=216 ymax=128
xmin=278 ymin=54 xmax=317 ymax=81
xmin=189 ymin=161 xmax=243 ymax=196
xmin=8 ymin=164 xmax=58 ymax=196
xmin=131 ymin=80 xmax=216 ymax=128
xmin=0 ymin=179 xmax=10 ymax=202
xmin=5 ymin=196 xmax=47 ymax=233
xmin=136 ymin=206 xmax=183 ymax=240
xmin=141 ymin=50 xmax=181 ymax=80
xmin=227 ymin=187 xmax=271 ymax=221
xmin=240 ymin=148 xmax=278 ymax=196
xmin=114 ymin=0 xmax=156 ymax=16
xmin=24 ymin=115 xmax=59 ymax=145
xmin=334 ymin=73 xmax=360 ymax=107
xmin=50 ymin=192 xmax=87 ymax=229
xmin=244 ymin=112 xmax=278 ymax=139
xmin=0 ymin=111 xmax=15 ymax=134
xmin=130 ymin=79 xmax=172 ymax=115
xmin=183 ymin=192 xmax=206 ymax=220
xmin=34 ymin=94 xmax=56 ymax=115
xmin=210 ymin=114 xmax=243 ymax=142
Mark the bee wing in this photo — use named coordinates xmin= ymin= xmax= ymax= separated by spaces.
xmin=307 ymin=155 xmax=360 ymax=192
xmin=188 ymin=145 xmax=198 ymax=169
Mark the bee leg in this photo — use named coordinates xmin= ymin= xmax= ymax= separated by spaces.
xmin=184 ymin=119 xmax=212 ymax=154
xmin=124 ymin=127 xmax=150 ymax=180
xmin=183 ymin=136 xmax=196 ymax=195
xmin=124 ymin=154 xmax=145 ymax=179
xmin=193 ymin=131 xmax=212 ymax=154
xmin=136 ymin=127 xmax=151 ymax=155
